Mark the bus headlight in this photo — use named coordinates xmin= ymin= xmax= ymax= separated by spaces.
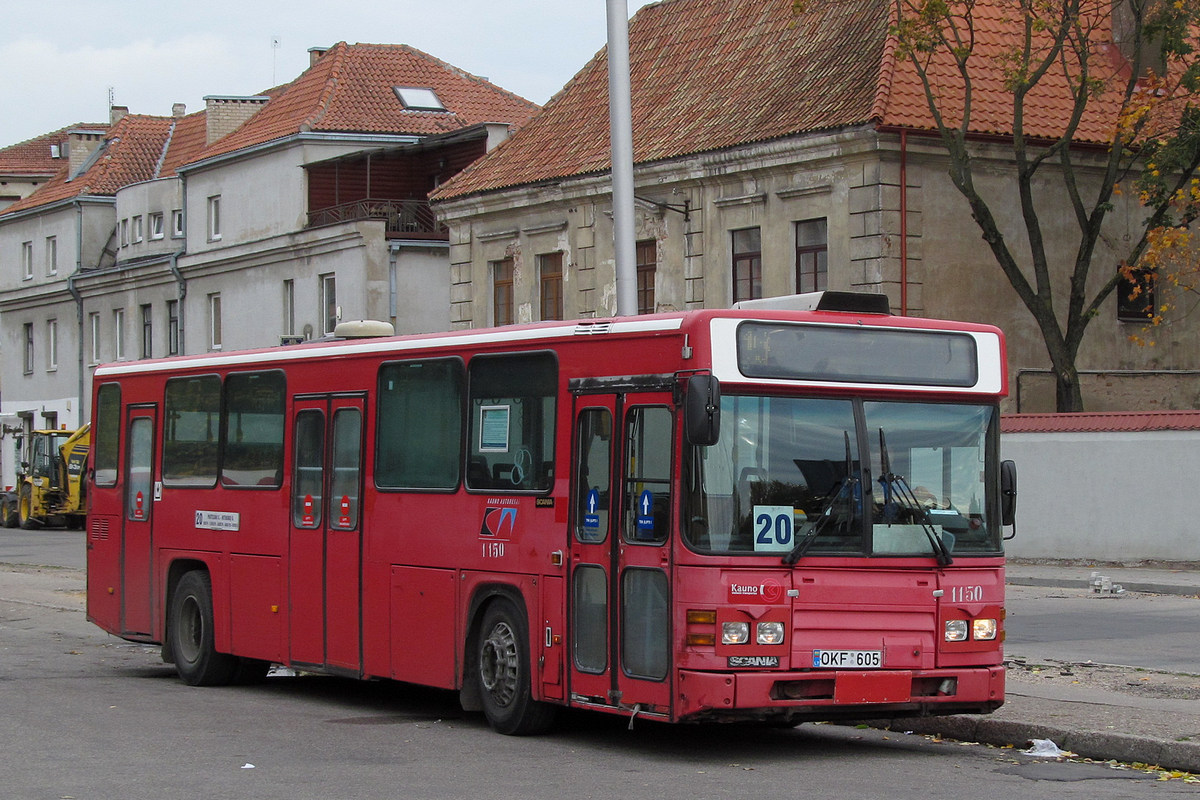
xmin=722 ymin=621 xmax=749 ymax=645
xmin=973 ymin=618 xmax=998 ymax=641
xmin=757 ymin=621 xmax=785 ymax=645
xmin=944 ymin=620 xmax=969 ymax=642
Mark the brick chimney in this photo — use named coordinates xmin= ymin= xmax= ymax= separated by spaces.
xmin=110 ymin=105 xmax=129 ymax=126
xmin=308 ymin=46 xmax=330 ymax=67
xmin=204 ymin=95 xmax=269 ymax=145
xmin=66 ymin=129 xmax=105 ymax=178
xmin=172 ymin=103 xmax=187 ymax=118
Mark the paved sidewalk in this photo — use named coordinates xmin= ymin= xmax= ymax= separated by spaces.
xmin=881 ymin=561 xmax=1200 ymax=772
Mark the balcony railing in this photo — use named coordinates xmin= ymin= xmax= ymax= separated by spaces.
xmin=306 ymin=198 xmax=447 ymax=240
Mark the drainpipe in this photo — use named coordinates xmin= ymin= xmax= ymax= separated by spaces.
xmin=899 ymin=128 xmax=908 ymax=317
xmin=169 ymin=248 xmax=187 ymax=353
xmin=69 ymin=199 xmax=85 ymax=427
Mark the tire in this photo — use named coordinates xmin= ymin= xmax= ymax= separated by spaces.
xmin=476 ymin=598 xmax=556 ymax=735
xmin=18 ymin=484 xmax=41 ymax=530
xmin=168 ymin=570 xmax=238 ymax=686
xmin=1 ymin=499 xmax=16 ymax=528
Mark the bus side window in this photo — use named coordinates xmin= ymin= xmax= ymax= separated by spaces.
xmin=221 ymin=371 xmax=285 ymax=488
xmin=466 ymin=353 xmax=556 ymax=492
xmin=624 ymin=406 xmax=672 ymax=544
xmin=93 ymin=383 xmax=121 ymax=486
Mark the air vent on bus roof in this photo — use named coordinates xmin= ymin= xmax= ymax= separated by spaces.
xmin=574 ymin=321 xmax=613 ymax=335
xmin=332 ymin=320 xmax=395 ymax=339
xmin=732 ymin=291 xmax=892 ymax=315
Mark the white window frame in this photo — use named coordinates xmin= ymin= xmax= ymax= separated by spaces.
xmin=283 ymin=279 xmax=295 ymax=336
xmin=149 ymin=212 xmax=164 ymax=240
xmin=22 ymin=322 xmax=33 ymax=373
xmin=45 ymin=236 xmax=57 ymax=276
xmin=120 ymin=219 xmax=129 ymax=247
xmin=132 ymin=215 xmax=143 ymax=243
xmin=114 ymin=308 xmax=126 ymax=361
xmin=207 ymin=196 xmax=222 ymax=241
xmin=171 ymin=209 xmax=185 ymax=238
xmin=209 ymin=293 xmax=222 ymax=350
xmin=89 ymin=312 xmax=101 ymax=365
xmin=21 ymin=241 xmax=33 ymax=280
xmin=320 ymin=274 xmax=338 ymax=336
xmin=46 ymin=319 xmax=57 ymax=371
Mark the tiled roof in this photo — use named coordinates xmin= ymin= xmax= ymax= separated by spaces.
xmin=189 ymin=42 xmax=541 ymax=165
xmin=0 ymin=113 xmax=207 ymax=216
xmin=435 ymin=0 xmax=1135 ymax=201
xmin=1002 ymin=411 xmax=1200 ymax=434
xmin=0 ymin=123 xmax=109 ymax=177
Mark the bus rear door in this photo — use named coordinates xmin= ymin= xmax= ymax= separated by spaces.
xmin=121 ymin=405 xmax=157 ymax=637
xmin=570 ymin=387 xmax=675 ymax=717
xmin=288 ymin=394 xmax=365 ymax=673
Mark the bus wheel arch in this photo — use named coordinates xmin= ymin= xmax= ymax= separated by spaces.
xmin=167 ymin=567 xmax=239 ymax=686
xmin=466 ymin=588 xmax=556 ymax=735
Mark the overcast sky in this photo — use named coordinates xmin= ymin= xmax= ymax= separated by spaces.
xmin=0 ymin=0 xmax=656 ymax=147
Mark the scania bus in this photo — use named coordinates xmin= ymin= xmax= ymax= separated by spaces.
xmin=86 ymin=291 xmax=1015 ymax=734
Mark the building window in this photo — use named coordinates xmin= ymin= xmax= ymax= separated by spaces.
xmin=167 ymin=300 xmax=180 ymax=356
xmin=21 ymin=241 xmax=32 ymax=279
xmin=207 ymin=195 xmax=221 ymax=241
xmin=141 ymin=304 xmax=153 ymax=359
xmin=209 ymin=294 xmax=222 ymax=350
xmin=46 ymin=319 xmax=58 ymax=371
xmin=732 ymin=227 xmax=762 ymax=304
xmin=171 ymin=209 xmax=184 ymax=238
xmin=89 ymin=312 xmax=101 ymax=364
xmin=149 ymin=212 xmax=164 ymax=240
xmin=492 ymin=257 xmax=514 ymax=326
xmin=132 ymin=215 xmax=143 ymax=243
xmin=283 ymin=279 xmax=295 ymax=337
xmin=539 ymin=252 xmax=563 ymax=321
xmin=120 ymin=219 xmax=129 ymax=247
xmin=320 ymin=274 xmax=337 ymax=336
xmin=1118 ymin=267 xmax=1155 ymax=321
xmin=45 ymin=236 xmax=57 ymax=276
xmin=22 ymin=323 xmax=33 ymax=374
xmin=114 ymin=309 xmax=125 ymax=360
xmin=795 ymin=218 xmax=828 ymax=294
xmin=636 ymin=240 xmax=657 ymax=315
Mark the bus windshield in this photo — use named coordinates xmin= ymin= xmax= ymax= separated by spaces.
xmin=684 ymin=395 xmax=1001 ymax=558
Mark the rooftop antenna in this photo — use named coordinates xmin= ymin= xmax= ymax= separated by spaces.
xmin=271 ymin=36 xmax=281 ymax=85
xmin=107 ymin=86 xmax=114 ymax=114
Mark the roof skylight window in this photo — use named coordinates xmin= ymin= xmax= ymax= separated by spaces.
xmin=393 ymin=86 xmax=447 ymax=112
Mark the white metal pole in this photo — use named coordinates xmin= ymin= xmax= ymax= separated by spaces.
xmin=606 ymin=0 xmax=638 ymax=317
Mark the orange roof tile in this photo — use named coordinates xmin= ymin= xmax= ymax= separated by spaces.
xmin=1 ymin=114 xmax=181 ymax=215
xmin=435 ymin=0 xmax=1139 ymax=202
xmin=1002 ymin=411 xmax=1200 ymax=434
xmin=189 ymin=42 xmax=540 ymax=165
xmin=0 ymin=123 xmax=109 ymax=177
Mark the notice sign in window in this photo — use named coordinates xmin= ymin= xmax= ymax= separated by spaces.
xmin=479 ymin=405 xmax=510 ymax=452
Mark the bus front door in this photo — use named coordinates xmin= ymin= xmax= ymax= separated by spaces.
xmin=570 ymin=393 xmax=674 ymax=718
xmin=288 ymin=395 xmax=365 ymax=674
xmin=121 ymin=405 xmax=157 ymax=637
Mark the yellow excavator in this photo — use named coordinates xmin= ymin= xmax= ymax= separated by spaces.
xmin=0 ymin=424 xmax=90 ymax=530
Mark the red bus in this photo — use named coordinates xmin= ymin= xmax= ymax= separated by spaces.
xmin=86 ymin=291 xmax=1015 ymax=734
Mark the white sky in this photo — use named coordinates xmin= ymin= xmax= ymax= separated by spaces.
xmin=0 ymin=0 xmax=656 ymax=147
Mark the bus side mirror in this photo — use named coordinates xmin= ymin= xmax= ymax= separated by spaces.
xmin=684 ymin=375 xmax=720 ymax=447
xmin=1000 ymin=459 xmax=1017 ymax=528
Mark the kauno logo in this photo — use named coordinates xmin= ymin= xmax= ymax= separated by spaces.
xmin=480 ymin=506 xmax=518 ymax=539
xmin=728 ymin=579 xmax=783 ymax=603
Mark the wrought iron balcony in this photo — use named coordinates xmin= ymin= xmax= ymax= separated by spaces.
xmin=306 ymin=198 xmax=447 ymax=239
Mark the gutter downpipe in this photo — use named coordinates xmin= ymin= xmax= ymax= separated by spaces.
xmin=68 ymin=199 xmax=85 ymax=427
xmin=169 ymin=248 xmax=187 ymax=353
xmin=900 ymin=128 xmax=908 ymax=316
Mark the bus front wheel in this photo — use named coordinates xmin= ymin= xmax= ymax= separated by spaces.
xmin=476 ymin=599 xmax=556 ymax=735
xmin=169 ymin=570 xmax=238 ymax=686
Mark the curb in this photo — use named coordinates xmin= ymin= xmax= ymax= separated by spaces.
xmin=868 ymin=715 xmax=1200 ymax=773
xmin=1007 ymin=576 xmax=1200 ymax=597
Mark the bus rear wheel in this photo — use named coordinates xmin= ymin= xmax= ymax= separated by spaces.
xmin=169 ymin=570 xmax=238 ymax=686
xmin=476 ymin=599 xmax=556 ymax=735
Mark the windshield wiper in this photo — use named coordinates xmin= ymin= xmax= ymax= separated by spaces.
xmin=877 ymin=428 xmax=953 ymax=566
xmin=784 ymin=432 xmax=856 ymax=566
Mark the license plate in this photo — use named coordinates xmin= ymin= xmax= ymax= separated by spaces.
xmin=812 ymin=649 xmax=882 ymax=669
